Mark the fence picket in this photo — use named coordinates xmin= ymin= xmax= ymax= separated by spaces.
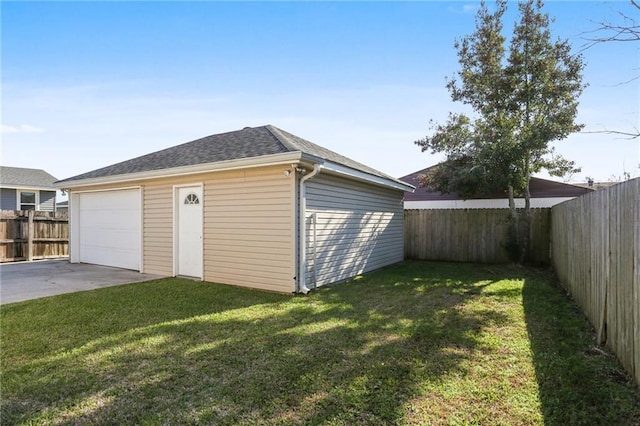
xmin=1 ymin=210 xmax=69 ymax=262
xmin=551 ymin=178 xmax=639 ymax=386
xmin=404 ymin=208 xmax=551 ymax=264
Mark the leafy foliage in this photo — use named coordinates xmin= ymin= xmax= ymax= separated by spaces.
xmin=415 ymin=0 xmax=586 ymax=262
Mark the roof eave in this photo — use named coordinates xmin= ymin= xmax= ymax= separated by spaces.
xmin=0 ymin=184 xmax=58 ymax=191
xmin=56 ymin=151 xmax=305 ymax=189
xmin=320 ymin=161 xmax=415 ymax=192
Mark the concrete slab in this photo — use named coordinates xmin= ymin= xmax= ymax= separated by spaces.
xmin=0 ymin=259 xmax=165 ymax=305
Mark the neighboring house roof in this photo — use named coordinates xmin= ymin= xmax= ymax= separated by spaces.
xmin=400 ymin=165 xmax=593 ymax=202
xmin=0 ymin=166 xmax=58 ymax=190
xmin=572 ymin=181 xmax=619 ymax=191
xmin=57 ymin=125 xmax=412 ymax=191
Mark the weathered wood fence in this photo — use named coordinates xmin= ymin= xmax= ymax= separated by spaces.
xmin=551 ymin=178 xmax=639 ymax=386
xmin=0 ymin=210 xmax=69 ymax=262
xmin=404 ymin=208 xmax=551 ymax=264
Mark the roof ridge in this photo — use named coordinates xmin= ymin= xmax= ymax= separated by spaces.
xmin=1 ymin=165 xmax=49 ymax=173
xmin=266 ymin=125 xmax=408 ymax=184
xmin=263 ymin=125 xmax=302 ymax=153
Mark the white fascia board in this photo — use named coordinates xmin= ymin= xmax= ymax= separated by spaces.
xmin=56 ymin=151 xmax=304 ymax=189
xmin=319 ymin=161 xmax=415 ymax=192
xmin=0 ymin=185 xmax=57 ymax=191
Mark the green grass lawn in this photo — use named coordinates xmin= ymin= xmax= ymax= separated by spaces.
xmin=2 ymin=261 xmax=639 ymax=425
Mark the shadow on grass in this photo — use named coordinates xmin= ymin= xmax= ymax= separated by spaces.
xmin=1 ymin=278 xmax=290 ymax=356
xmin=2 ymin=261 xmax=510 ymax=425
xmin=522 ymin=270 xmax=640 ymax=425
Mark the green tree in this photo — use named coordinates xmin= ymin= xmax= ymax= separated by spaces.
xmin=415 ymin=0 xmax=585 ymax=263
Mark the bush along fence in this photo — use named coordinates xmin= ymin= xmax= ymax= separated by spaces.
xmin=551 ymin=178 xmax=639 ymax=387
xmin=0 ymin=210 xmax=69 ymax=262
xmin=404 ymin=208 xmax=551 ymax=264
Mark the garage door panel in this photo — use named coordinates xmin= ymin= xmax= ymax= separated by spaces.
xmin=80 ymin=215 xmax=138 ymax=229
xmin=80 ymin=212 xmax=140 ymax=229
xmin=81 ymin=191 xmax=136 ymax=210
xmin=80 ymin=228 xmax=140 ymax=248
xmin=78 ymin=189 xmax=141 ymax=270
xmin=80 ymin=247 xmax=139 ymax=271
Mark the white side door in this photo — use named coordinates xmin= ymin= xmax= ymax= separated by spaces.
xmin=176 ymin=186 xmax=203 ymax=278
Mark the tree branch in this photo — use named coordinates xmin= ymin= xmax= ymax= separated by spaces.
xmin=581 ymin=129 xmax=640 ymax=139
xmin=579 ymin=1 xmax=640 ymax=52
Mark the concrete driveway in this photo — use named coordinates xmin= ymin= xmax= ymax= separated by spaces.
xmin=0 ymin=259 xmax=165 ymax=305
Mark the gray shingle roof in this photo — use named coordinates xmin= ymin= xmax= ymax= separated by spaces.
xmin=57 ymin=125 xmax=402 ymax=185
xmin=0 ymin=166 xmax=58 ymax=189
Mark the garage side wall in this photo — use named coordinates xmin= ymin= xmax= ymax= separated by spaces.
xmin=144 ymin=183 xmax=174 ymax=275
xmin=203 ymin=166 xmax=296 ymax=293
xmin=141 ymin=167 xmax=296 ymax=291
xmin=72 ymin=166 xmax=296 ymax=293
xmin=305 ymin=173 xmax=404 ymax=288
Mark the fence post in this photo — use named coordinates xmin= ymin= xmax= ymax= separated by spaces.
xmin=27 ymin=210 xmax=34 ymax=262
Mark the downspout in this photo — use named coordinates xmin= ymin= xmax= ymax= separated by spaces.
xmin=297 ymin=163 xmax=321 ymax=294
xmin=312 ymin=212 xmax=317 ymax=290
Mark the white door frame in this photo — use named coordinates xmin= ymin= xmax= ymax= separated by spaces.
xmin=173 ymin=183 xmax=204 ymax=279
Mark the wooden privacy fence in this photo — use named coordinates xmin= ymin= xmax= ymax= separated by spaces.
xmin=404 ymin=208 xmax=551 ymax=264
xmin=551 ymin=178 xmax=639 ymax=386
xmin=0 ymin=210 xmax=69 ymax=262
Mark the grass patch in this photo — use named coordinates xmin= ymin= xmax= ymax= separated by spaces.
xmin=2 ymin=261 xmax=638 ymax=425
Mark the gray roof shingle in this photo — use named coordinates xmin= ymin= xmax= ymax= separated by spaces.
xmin=57 ymin=125 xmax=403 ymax=185
xmin=0 ymin=166 xmax=58 ymax=189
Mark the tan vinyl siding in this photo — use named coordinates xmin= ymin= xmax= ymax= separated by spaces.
xmin=203 ymin=166 xmax=296 ymax=293
xmin=305 ymin=173 xmax=404 ymax=288
xmin=143 ymin=183 xmax=173 ymax=275
xmin=70 ymin=165 xmax=296 ymax=292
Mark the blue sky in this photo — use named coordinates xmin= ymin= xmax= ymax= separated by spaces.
xmin=2 ymin=1 xmax=639 ymax=191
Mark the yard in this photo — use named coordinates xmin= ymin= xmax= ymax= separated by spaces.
xmin=2 ymin=261 xmax=639 ymax=425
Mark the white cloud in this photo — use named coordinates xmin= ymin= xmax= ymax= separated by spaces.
xmin=448 ymin=4 xmax=479 ymax=15
xmin=1 ymin=124 xmax=44 ymax=134
xmin=462 ymin=4 xmax=478 ymax=14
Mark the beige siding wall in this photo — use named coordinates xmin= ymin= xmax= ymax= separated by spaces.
xmin=305 ymin=173 xmax=404 ymax=288
xmin=68 ymin=165 xmax=296 ymax=292
xmin=143 ymin=183 xmax=173 ymax=275
xmin=203 ymin=166 xmax=296 ymax=293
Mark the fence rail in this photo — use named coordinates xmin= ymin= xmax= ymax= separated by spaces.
xmin=0 ymin=210 xmax=69 ymax=262
xmin=404 ymin=208 xmax=551 ymax=264
xmin=551 ymin=178 xmax=639 ymax=386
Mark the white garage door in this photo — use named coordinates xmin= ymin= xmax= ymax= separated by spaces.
xmin=78 ymin=189 xmax=141 ymax=270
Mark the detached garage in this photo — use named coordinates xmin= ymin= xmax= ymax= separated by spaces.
xmin=57 ymin=125 xmax=414 ymax=293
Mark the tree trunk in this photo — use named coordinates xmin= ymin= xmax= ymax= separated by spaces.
xmin=519 ymin=162 xmax=532 ymax=264
xmin=507 ymin=184 xmax=519 ymax=263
